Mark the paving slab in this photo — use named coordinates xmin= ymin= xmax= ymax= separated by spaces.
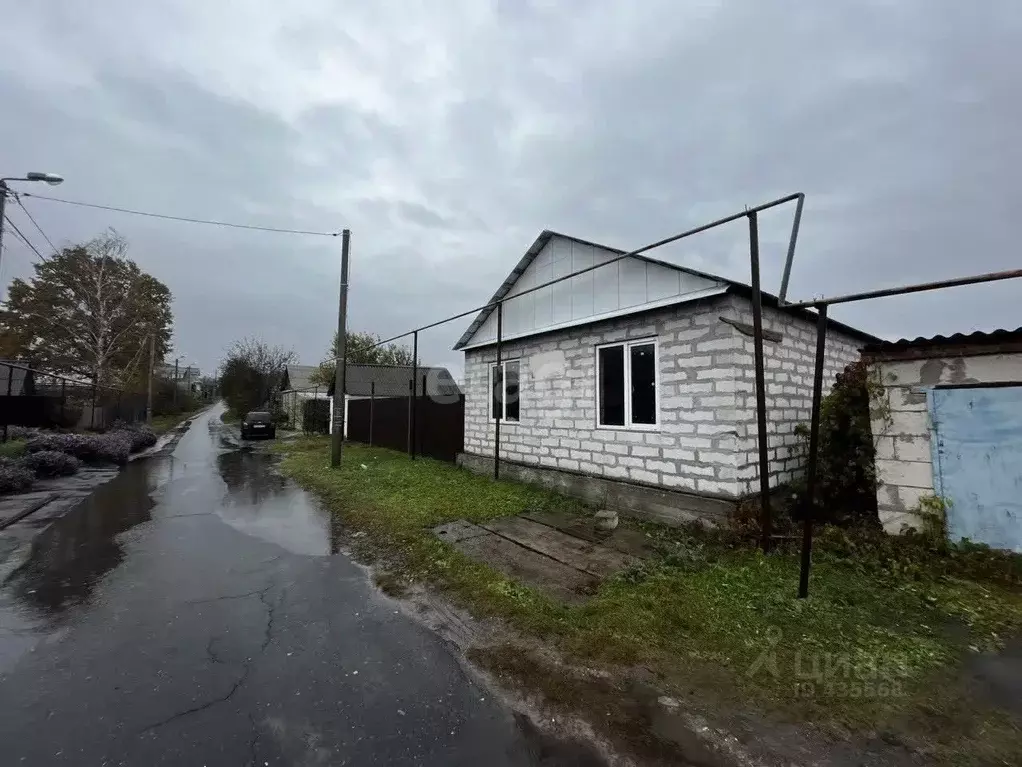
xmin=434 ymin=519 xmax=490 ymax=543
xmin=480 ymin=516 xmax=638 ymax=578
xmin=453 ymin=529 xmax=598 ymax=603
xmin=521 ymin=509 xmax=659 ymax=560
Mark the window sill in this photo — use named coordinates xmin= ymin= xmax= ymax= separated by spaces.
xmin=594 ymin=424 xmax=660 ymax=433
xmin=490 ymin=420 xmax=520 ymax=426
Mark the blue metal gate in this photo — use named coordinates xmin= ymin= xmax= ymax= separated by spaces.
xmin=930 ymin=385 xmax=1022 ymax=552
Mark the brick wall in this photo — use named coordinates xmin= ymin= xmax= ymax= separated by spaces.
xmin=462 ymin=293 xmax=867 ymax=498
xmin=463 ymin=296 xmax=741 ymax=495
xmin=723 ymin=295 xmax=865 ymax=494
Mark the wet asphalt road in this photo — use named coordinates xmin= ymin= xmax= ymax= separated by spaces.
xmin=0 ymin=407 xmax=599 ymax=766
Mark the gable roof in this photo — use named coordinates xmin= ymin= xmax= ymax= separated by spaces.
xmin=454 ymin=229 xmax=881 ymax=349
xmin=280 ymin=364 xmax=321 ymax=392
xmin=327 ymin=363 xmax=462 ymax=398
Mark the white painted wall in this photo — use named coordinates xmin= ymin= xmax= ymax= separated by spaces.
xmin=462 ymin=235 xmax=726 ymax=349
xmin=870 ymin=352 xmax=1022 ymax=533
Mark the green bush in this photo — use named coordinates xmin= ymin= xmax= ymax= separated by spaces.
xmin=792 ymin=360 xmax=879 ymax=527
xmin=0 ymin=439 xmax=27 ymax=459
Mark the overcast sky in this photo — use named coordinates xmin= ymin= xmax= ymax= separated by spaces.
xmin=1 ymin=1 xmax=1019 ymax=379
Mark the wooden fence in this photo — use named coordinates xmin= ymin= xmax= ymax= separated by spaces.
xmin=346 ymin=394 xmax=464 ymax=463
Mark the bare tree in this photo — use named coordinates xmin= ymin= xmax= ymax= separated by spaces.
xmin=219 ymin=338 xmax=296 ymax=416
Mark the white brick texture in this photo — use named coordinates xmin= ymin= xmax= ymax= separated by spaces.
xmin=463 ymin=294 xmax=865 ymax=497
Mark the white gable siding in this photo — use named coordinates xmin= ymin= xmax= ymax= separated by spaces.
xmin=461 ymin=235 xmax=725 ymax=349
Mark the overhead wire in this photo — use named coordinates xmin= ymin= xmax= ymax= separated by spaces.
xmin=21 ymin=192 xmax=341 ymax=237
xmin=14 ymin=195 xmax=59 ymax=255
xmin=2 ymin=215 xmax=46 ymax=260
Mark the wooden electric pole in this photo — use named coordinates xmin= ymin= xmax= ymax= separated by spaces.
xmin=331 ymin=229 xmax=351 ymax=468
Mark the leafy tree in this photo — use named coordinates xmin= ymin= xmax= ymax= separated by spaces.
xmin=309 ymin=331 xmax=418 ymax=385
xmin=219 ymin=338 xmax=295 ymax=417
xmin=0 ymin=230 xmax=172 ymax=387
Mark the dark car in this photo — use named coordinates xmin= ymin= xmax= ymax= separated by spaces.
xmin=240 ymin=411 xmax=276 ymax=440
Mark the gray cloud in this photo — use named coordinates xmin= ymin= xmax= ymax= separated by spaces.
xmin=1 ymin=0 xmax=1020 ymax=381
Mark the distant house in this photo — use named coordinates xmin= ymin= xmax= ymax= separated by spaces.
xmin=278 ymin=364 xmax=330 ymax=430
xmin=326 ymin=363 xmax=462 ymax=437
xmin=862 ymin=328 xmax=1022 ymax=551
xmin=454 ymin=230 xmax=879 ymax=524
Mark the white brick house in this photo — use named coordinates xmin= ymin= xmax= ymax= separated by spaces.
xmin=454 ymin=231 xmax=878 ymax=516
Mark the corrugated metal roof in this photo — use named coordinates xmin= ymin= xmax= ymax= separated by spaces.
xmin=862 ymin=327 xmax=1022 ymax=352
xmin=328 ymin=364 xmax=462 ymax=398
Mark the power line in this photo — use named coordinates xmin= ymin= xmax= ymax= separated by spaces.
xmin=2 ymin=215 xmax=45 ymax=260
xmin=22 ymin=192 xmax=341 ymax=237
xmin=14 ymin=196 xmax=59 ymax=255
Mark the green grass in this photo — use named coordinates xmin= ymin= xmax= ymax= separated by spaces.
xmin=151 ymin=406 xmax=208 ymax=435
xmin=0 ymin=439 xmax=27 ymax=459
xmin=278 ymin=438 xmax=1022 ymax=764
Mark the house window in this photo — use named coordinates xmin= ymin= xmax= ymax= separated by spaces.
xmin=490 ymin=360 xmax=520 ymax=422
xmin=597 ymin=339 xmax=658 ymax=428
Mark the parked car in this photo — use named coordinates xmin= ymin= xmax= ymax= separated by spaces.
xmin=240 ymin=411 xmax=276 ymax=440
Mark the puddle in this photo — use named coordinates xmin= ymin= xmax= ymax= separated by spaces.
xmin=215 ymin=450 xmax=334 ymax=556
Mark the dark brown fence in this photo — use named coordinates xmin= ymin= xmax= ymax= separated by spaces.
xmin=0 ymin=361 xmax=149 ymax=435
xmin=347 ymin=394 xmax=464 ymax=463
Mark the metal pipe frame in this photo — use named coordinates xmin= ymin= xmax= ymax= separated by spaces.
xmin=358 ymin=193 xmax=805 ymax=352
xmin=798 ymin=306 xmax=829 ymax=599
xmin=748 ymin=211 xmax=773 ymax=553
xmin=781 ymin=269 xmax=1022 ymax=310
xmin=787 ymin=269 xmax=1022 ymax=598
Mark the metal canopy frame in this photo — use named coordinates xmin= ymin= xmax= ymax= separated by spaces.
xmin=333 ymin=191 xmax=1022 ymax=600
xmin=355 ymin=192 xmax=806 ymax=485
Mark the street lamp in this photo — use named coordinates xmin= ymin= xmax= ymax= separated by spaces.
xmin=0 ymin=171 xmax=65 ymax=284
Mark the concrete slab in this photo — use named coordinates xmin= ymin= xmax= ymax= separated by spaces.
xmin=522 ymin=509 xmax=659 ymax=560
xmin=452 ymin=530 xmax=598 ymax=603
xmin=433 ymin=519 xmax=489 ymax=543
xmin=480 ymin=516 xmax=638 ymax=578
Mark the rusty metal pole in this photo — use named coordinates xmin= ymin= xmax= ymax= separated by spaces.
xmin=798 ymin=305 xmax=829 ymax=599
xmin=369 ymin=381 xmax=375 ymax=446
xmin=494 ymin=302 xmax=503 ymax=480
xmin=749 ymin=211 xmax=773 ymax=553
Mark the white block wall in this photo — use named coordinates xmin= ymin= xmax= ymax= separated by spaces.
xmin=722 ymin=296 xmax=864 ymax=494
xmin=870 ymin=352 xmax=1022 ymax=533
xmin=463 ymin=294 xmax=866 ymax=498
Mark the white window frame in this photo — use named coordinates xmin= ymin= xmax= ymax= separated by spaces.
xmin=595 ymin=338 xmax=660 ymax=431
xmin=489 ymin=359 xmax=521 ymax=423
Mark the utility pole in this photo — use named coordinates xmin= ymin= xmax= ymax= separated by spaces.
xmin=147 ymin=335 xmax=155 ymax=426
xmin=331 ymin=229 xmax=351 ymax=468
xmin=173 ymin=357 xmax=179 ymax=408
xmin=0 ymin=182 xmax=8 ymax=280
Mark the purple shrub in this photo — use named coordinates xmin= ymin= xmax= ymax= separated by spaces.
xmin=115 ymin=425 xmax=158 ymax=453
xmin=25 ymin=431 xmax=132 ymax=465
xmin=20 ymin=450 xmax=82 ymax=478
xmin=0 ymin=460 xmax=35 ymax=493
xmin=94 ymin=432 xmax=133 ymax=465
